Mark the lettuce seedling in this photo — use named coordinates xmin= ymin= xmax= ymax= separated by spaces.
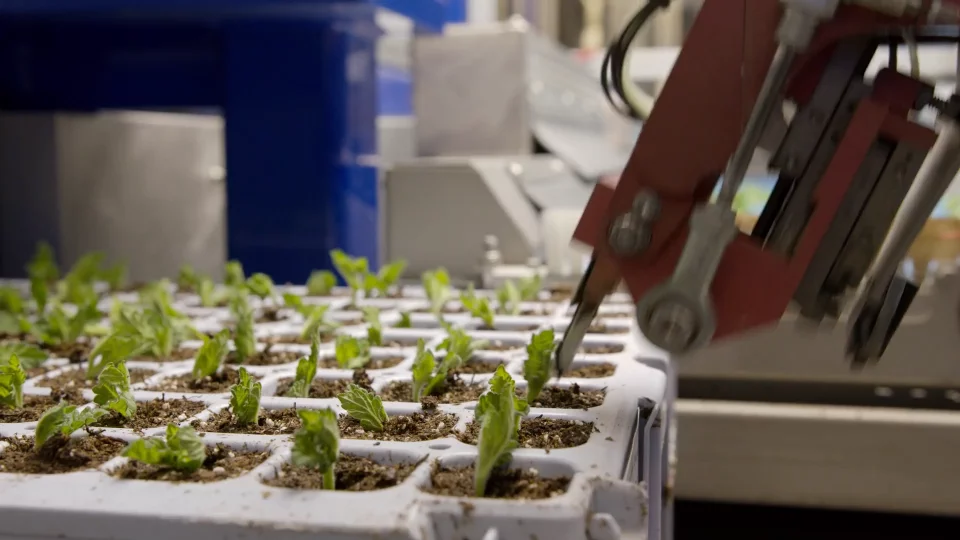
xmin=192 ymin=329 xmax=231 ymax=380
xmin=517 ymin=274 xmax=542 ymax=301
xmin=197 ymin=277 xmax=231 ymax=307
xmin=335 ymin=335 xmax=371 ymax=370
xmin=410 ymin=339 xmax=463 ymax=401
xmin=495 ymin=280 xmax=522 ymax=315
xmin=123 ymin=424 xmax=207 ymax=473
xmin=337 ymin=383 xmax=387 ymax=432
xmin=177 ymin=264 xmax=199 ymax=292
xmin=57 ymin=252 xmax=105 ymax=306
xmin=0 ymin=343 xmax=47 ymax=370
xmin=245 ymin=273 xmax=276 ymax=301
xmin=86 ymin=333 xmax=151 ymax=380
xmin=302 ymin=304 xmax=339 ymax=342
xmin=0 ymin=287 xmax=23 ymax=315
xmin=460 ymin=285 xmax=495 ymax=328
xmin=230 ymin=367 xmax=261 ymax=425
xmin=362 ymin=307 xmax=382 ymax=346
xmin=34 ymin=401 xmax=108 ymax=449
xmin=224 ymin=260 xmax=246 ymax=288
xmin=230 ymin=295 xmax=257 ymax=364
xmin=363 ymin=259 xmax=407 ymax=297
xmin=396 ymin=312 xmax=413 ymax=329
xmin=306 ymin=270 xmax=337 ymax=296
xmin=93 ymin=362 xmax=137 ymax=419
xmin=474 ymin=366 xmax=528 ymax=497
xmin=22 ymin=299 xmax=100 ymax=346
xmin=438 ymin=324 xmax=487 ymax=363
xmin=0 ymin=354 xmax=26 ymax=410
xmin=285 ymin=332 xmax=321 ymax=398
xmin=522 ymin=329 xmax=555 ymax=403
xmin=100 ymin=262 xmax=128 ymax=292
xmin=330 ymin=249 xmax=368 ymax=305
xmin=26 ymin=243 xmax=58 ymax=312
xmin=291 ymin=408 xmax=340 ymax=490
xmin=111 ymin=298 xmax=195 ymax=360
xmin=422 ymin=268 xmax=452 ymax=316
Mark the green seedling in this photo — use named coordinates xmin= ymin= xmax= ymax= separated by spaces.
xmin=285 ymin=332 xmax=321 ymax=398
xmin=460 ymin=285 xmax=495 ymax=328
xmin=224 ymin=260 xmax=246 ymax=288
xmin=86 ymin=333 xmax=151 ymax=380
xmin=438 ymin=324 xmax=487 ymax=363
xmin=330 ymin=249 xmax=368 ymax=305
xmin=517 ymin=274 xmax=543 ymax=302
xmin=0 ymin=354 xmax=26 ymax=410
xmin=177 ymin=265 xmax=199 ymax=292
xmin=110 ymin=298 xmax=195 ymax=360
xmin=473 ymin=366 xmax=528 ymax=497
xmin=334 ymin=335 xmax=371 ymax=370
xmin=245 ymin=273 xmax=276 ymax=301
xmin=421 ymin=268 xmax=452 ymax=316
xmin=230 ymin=295 xmax=257 ymax=364
xmin=301 ymin=304 xmax=339 ymax=342
xmin=0 ymin=287 xmax=24 ymax=315
xmin=291 ymin=409 xmax=340 ymax=490
xmin=362 ymin=307 xmax=382 ymax=346
xmin=396 ymin=312 xmax=413 ymax=328
xmin=522 ymin=329 xmax=555 ymax=403
xmin=21 ymin=299 xmax=100 ymax=346
xmin=362 ymin=259 xmax=407 ymax=297
xmin=92 ymin=362 xmax=137 ymax=419
xmin=0 ymin=343 xmax=47 ymax=370
xmin=100 ymin=263 xmax=128 ymax=292
xmin=34 ymin=401 xmax=108 ymax=449
xmin=57 ymin=252 xmax=106 ymax=306
xmin=197 ymin=277 xmax=231 ymax=307
xmin=410 ymin=339 xmax=463 ymax=401
xmin=306 ymin=270 xmax=337 ymax=296
xmin=26 ymin=242 xmax=58 ymax=312
xmin=230 ymin=367 xmax=261 ymax=425
xmin=192 ymin=329 xmax=231 ymax=380
xmin=337 ymin=383 xmax=387 ymax=432
xmin=123 ymin=424 xmax=207 ymax=473
xmin=496 ymin=280 xmax=522 ymax=315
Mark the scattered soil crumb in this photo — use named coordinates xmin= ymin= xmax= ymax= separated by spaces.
xmin=261 ymin=332 xmax=336 ymax=346
xmin=453 ymin=359 xmax=504 ymax=375
xmin=263 ymin=454 xmax=417 ymax=491
xmin=424 ymin=463 xmax=570 ymax=500
xmin=519 ymin=385 xmax=606 ymax=410
xmin=34 ymin=366 xmax=156 ymax=390
xmin=318 ymin=356 xmax=403 ymax=370
xmin=226 ymin=348 xmax=301 ymax=366
xmin=478 ymin=340 xmax=522 ymax=352
xmin=148 ymin=368 xmax=253 ymax=394
xmin=566 ymin=363 xmax=616 ymax=378
xmin=580 ymin=343 xmax=625 ymax=355
xmin=139 ymin=348 xmax=198 ymax=363
xmin=458 ymin=417 xmax=594 ymax=449
xmin=194 ymin=408 xmax=302 ymax=435
xmin=587 ymin=323 xmax=629 ymax=334
xmin=1 ymin=392 xmax=84 ymax=423
xmin=112 ymin=443 xmax=269 ymax=483
xmin=275 ymin=370 xmax=372 ymax=399
xmin=94 ymin=398 xmax=206 ymax=430
xmin=339 ymin=411 xmax=457 ymax=442
xmin=0 ymin=435 xmax=126 ymax=474
xmin=380 ymin=378 xmax=484 ymax=404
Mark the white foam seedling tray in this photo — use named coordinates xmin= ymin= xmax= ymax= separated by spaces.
xmin=0 ymin=284 xmax=673 ymax=540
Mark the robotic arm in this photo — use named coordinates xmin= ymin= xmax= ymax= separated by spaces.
xmin=556 ymin=0 xmax=960 ymax=372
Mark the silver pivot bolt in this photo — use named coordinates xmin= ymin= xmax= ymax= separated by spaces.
xmin=607 ymin=190 xmax=660 ymax=256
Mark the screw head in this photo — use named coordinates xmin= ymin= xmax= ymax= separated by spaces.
xmin=608 ymin=214 xmax=651 ymax=256
xmin=633 ymin=191 xmax=660 ymax=221
xmin=646 ymin=301 xmax=699 ymax=352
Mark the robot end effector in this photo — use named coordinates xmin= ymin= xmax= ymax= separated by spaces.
xmin=556 ymin=0 xmax=960 ymax=373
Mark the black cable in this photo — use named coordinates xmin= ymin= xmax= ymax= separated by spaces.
xmin=600 ymin=0 xmax=671 ymax=120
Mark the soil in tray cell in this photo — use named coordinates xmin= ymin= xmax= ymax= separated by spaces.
xmin=587 ymin=323 xmax=629 ymax=334
xmin=34 ymin=366 xmax=157 ymax=390
xmin=263 ymin=454 xmax=418 ymax=492
xmin=317 ymin=356 xmax=404 ymax=370
xmin=338 ymin=411 xmax=457 ymax=442
xmin=93 ymin=397 xmax=207 ymax=431
xmin=25 ymin=363 xmax=59 ymax=379
xmin=453 ymin=358 xmax=504 ymax=375
xmin=379 ymin=377 xmax=485 ymax=405
xmin=139 ymin=348 xmax=198 ymax=363
xmin=0 ymin=391 xmax=86 ymax=424
xmin=274 ymin=370 xmax=373 ymax=399
xmin=566 ymin=363 xmax=616 ymax=378
xmin=580 ymin=343 xmax=625 ymax=355
xmin=424 ymin=463 xmax=570 ymax=500
xmin=147 ymin=368 xmax=255 ymax=394
xmin=477 ymin=340 xmax=523 ymax=352
xmin=255 ymin=307 xmax=293 ymax=324
xmin=0 ymin=435 xmax=126 ymax=474
xmin=226 ymin=348 xmax=302 ymax=367
xmin=261 ymin=332 xmax=338 ymax=346
xmin=194 ymin=408 xmax=302 ymax=435
xmin=411 ymin=304 xmax=464 ymax=314
xmin=458 ymin=417 xmax=594 ymax=449
xmin=111 ymin=443 xmax=270 ymax=483
xmin=479 ymin=324 xmax=540 ymax=332
xmin=519 ymin=384 xmax=606 ymax=410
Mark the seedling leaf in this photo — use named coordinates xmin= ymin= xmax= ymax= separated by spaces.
xmin=34 ymin=402 xmax=108 ymax=449
xmin=192 ymin=329 xmax=231 ymax=380
xmin=224 ymin=260 xmax=246 ymax=288
xmin=230 ymin=367 xmax=261 ymax=425
xmin=362 ymin=307 xmax=382 ymax=346
xmin=334 ymin=335 xmax=371 ymax=370
xmin=0 ymin=343 xmax=47 ymax=370
xmin=306 ymin=270 xmax=337 ymax=296
xmin=0 ymin=287 xmax=23 ymax=315
xmin=523 ymin=329 xmax=555 ymax=403
xmin=0 ymin=354 xmax=26 ymax=409
xmin=87 ymin=333 xmax=151 ymax=380
xmin=291 ymin=409 xmax=340 ymax=489
xmin=474 ymin=366 xmax=526 ymax=497
xmin=410 ymin=340 xmax=436 ymax=402
xmin=123 ymin=424 xmax=206 ymax=473
xmin=496 ymin=280 xmax=522 ymax=315
xmin=301 ymin=304 xmax=338 ymax=341
xmin=92 ymin=362 xmax=137 ymax=419
xmin=246 ymin=273 xmax=275 ymax=300
xmin=330 ymin=249 xmax=368 ymax=304
xmin=396 ymin=312 xmax=413 ymax=328
xmin=337 ymin=383 xmax=387 ymax=432
xmin=230 ymin=295 xmax=256 ymax=364
xmin=286 ymin=332 xmax=321 ymax=398
xmin=517 ymin=275 xmax=542 ymax=301
xmin=422 ymin=268 xmax=452 ymax=316
xmin=460 ymin=285 xmax=495 ymax=327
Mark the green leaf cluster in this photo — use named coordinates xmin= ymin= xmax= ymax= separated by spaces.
xmin=474 ymin=366 xmax=528 ymax=496
xmin=291 ymin=409 xmax=340 ymax=490
xmin=123 ymin=424 xmax=207 ymax=473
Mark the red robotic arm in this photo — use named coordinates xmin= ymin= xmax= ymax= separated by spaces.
xmin=556 ymin=0 xmax=960 ymax=371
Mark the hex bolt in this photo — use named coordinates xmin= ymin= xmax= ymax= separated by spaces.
xmin=608 ymin=191 xmax=660 ymax=256
xmin=646 ymin=301 xmax=698 ymax=352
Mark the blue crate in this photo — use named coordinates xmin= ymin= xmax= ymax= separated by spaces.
xmin=0 ymin=0 xmax=443 ymax=283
